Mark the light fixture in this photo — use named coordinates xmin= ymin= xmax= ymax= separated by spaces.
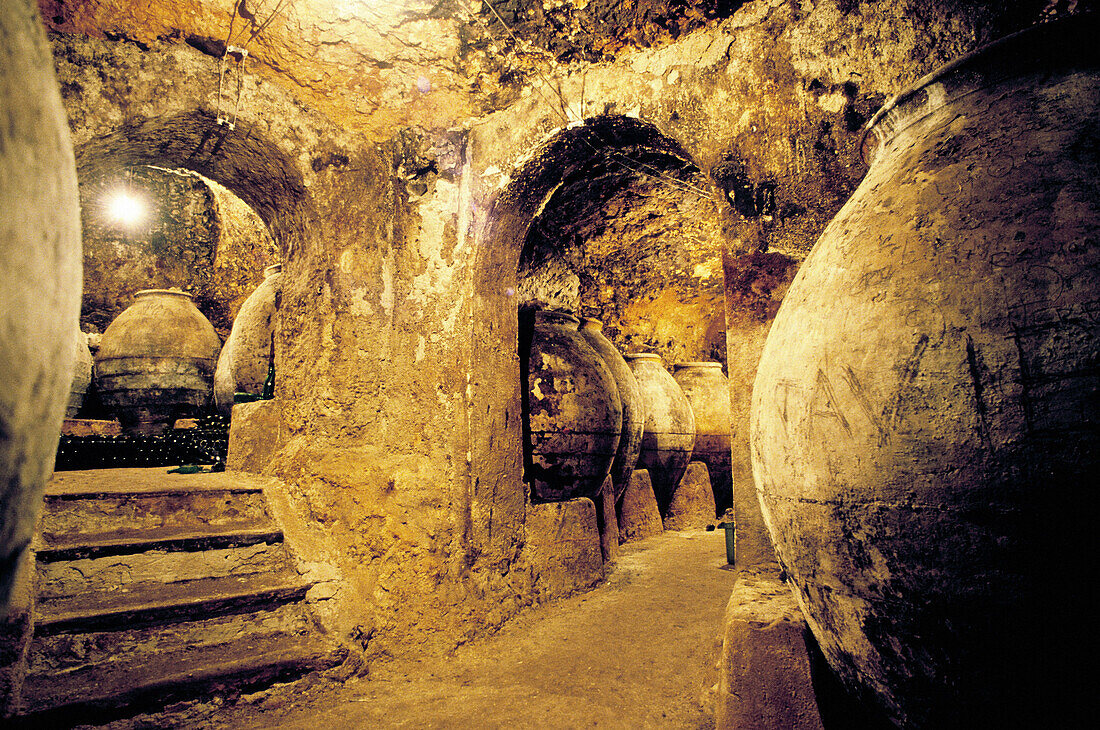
xmin=106 ymin=189 xmax=146 ymax=226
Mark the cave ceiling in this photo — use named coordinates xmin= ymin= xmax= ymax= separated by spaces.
xmin=39 ymin=0 xmax=743 ymax=139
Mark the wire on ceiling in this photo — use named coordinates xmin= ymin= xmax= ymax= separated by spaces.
xmin=216 ymin=0 xmax=294 ymax=130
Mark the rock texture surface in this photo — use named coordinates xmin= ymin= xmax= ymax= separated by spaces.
xmin=22 ymin=0 xmax=1095 ymax=693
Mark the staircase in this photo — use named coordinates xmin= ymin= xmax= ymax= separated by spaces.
xmin=10 ymin=468 xmax=345 ymax=726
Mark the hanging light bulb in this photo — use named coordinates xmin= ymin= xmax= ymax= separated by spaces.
xmin=107 ymin=190 xmax=146 ymax=226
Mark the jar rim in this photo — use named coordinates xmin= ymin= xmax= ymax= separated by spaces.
xmin=624 ymin=352 xmax=662 ymax=362
xmin=674 ymin=361 xmax=723 ymax=369
xmin=861 ymin=14 xmax=1099 ymax=165
xmin=134 ymin=289 xmax=193 ymax=300
xmin=534 ymin=309 xmax=580 ymax=326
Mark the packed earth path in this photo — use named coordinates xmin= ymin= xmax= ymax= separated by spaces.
xmin=217 ymin=530 xmax=735 ymax=729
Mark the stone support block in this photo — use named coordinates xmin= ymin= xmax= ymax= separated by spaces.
xmin=227 ymin=399 xmax=286 ymax=474
xmin=617 ymin=469 xmax=663 ymax=544
xmin=525 ymin=498 xmax=603 ymax=601
xmin=664 ymin=460 xmax=717 ymax=530
xmin=716 ymin=571 xmax=823 ymax=730
xmin=594 ymin=475 xmax=620 ymax=563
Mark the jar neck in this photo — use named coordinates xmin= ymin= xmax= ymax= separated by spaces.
xmin=861 ymin=14 xmax=1099 ymax=165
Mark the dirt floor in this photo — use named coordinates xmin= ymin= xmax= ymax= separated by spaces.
xmin=202 ymin=529 xmax=736 ymax=729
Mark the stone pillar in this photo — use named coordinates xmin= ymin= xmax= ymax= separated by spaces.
xmin=716 ymin=573 xmax=823 ymax=730
xmin=594 ymin=475 xmax=620 ymax=563
xmin=226 ymin=400 xmax=287 ymax=474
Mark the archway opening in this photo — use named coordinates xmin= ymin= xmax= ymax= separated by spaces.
xmin=470 ymin=114 xmax=729 ymax=562
xmin=57 ymin=110 xmax=309 ymax=468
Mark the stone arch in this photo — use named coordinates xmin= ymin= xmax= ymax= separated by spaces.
xmin=73 ymin=108 xmax=312 ymax=258
xmin=469 ymin=114 xmax=718 ymax=563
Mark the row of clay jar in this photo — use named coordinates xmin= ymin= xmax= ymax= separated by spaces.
xmin=65 ymin=264 xmax=282 ymax=434
xmin=524 ymin=308 xmax=732 ymax=516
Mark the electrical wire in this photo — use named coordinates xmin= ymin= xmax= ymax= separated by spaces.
xmin=216 ymin=1 xmax=295 ymax=129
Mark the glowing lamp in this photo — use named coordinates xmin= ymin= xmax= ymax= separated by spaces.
xmin=107 ymin=191 xmax=146 ymax=226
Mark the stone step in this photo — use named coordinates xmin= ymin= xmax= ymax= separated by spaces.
xmin=41 ymin=468 xmax=274 ymax=539
xmin=35 ymin=571 xmax=313 ymax=636
xmin=26 ymin=601 xmax=317 ymax=677
xmin=15 ymin=630 xmax=346 ymax=723
xmin=36 ymin=540 xmax=295 ymax=600
xmin=35 ymin=524 xmax=285 ymax=562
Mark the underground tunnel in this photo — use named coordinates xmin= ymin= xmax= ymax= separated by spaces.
xmin=1 ymin=1 xmax=1097 ymax=727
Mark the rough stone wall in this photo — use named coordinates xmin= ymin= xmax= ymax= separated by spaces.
xmin=79 ymin=167 xmax=215 ymax=331
xmin=515 ymin=126 xmax=727 ymax=366
xmin=206 ymin=176 xmax=280 ymax=337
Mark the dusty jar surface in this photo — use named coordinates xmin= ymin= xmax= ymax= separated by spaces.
xmin=673 ymin=362 xmax=731 ymax=515
xmin=751 ymin=15 xmax=1100 ymax=728
xmin=214 ymin=263 xmax=282 ymax=413
xmin=0 ymin=0 xmax=82 ymax=604
xmin=524 ymin=310 xmax=622 ymax=502
xmin=96 ymin=289 xmax=221 ymax=434
xmin=580 ymin=318 xmax=645 ymax=502
xmin=625 ymin=353 xmax=695 ymax=515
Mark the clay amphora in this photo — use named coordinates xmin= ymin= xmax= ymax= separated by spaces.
xmin=0 ymin=0 xmax=82 ymax=605
xmin=579 ymin=318 xmax=645 ymax=502
xmin=673 ymin=362 xmax=732 ymax=515
xmin=214 ymin=263 xmax=281 ymax=413
xmin=67 ymin=330 xmax=94 ymax=418
xmin=524 ymin=310 xmax=622 ymax=501
xmin=624 ymin=353 xmax=695 ymax=514
xmin=751 ymin=15 xmax=1100 ymax=728
xmin=95 ymin=290 xmax=221 ymax=434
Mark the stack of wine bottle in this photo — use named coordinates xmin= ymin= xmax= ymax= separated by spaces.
xmin=54 ymin=414 xmax=230 ymax=471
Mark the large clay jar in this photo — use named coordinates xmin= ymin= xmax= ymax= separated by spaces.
xmin=96 ymin=290 xmax=221 ymax=434
xmin=751 ymin=16 xmax=1099 ymax=728
xmin=624 ymin=353 xmax=695 ymax=514
xmin=673 ymin=362 xmax=732 ymax=515
xmin=66 ymin=329 xmax=94 ymax=418
xmin=0 ymin=0 xmax=82 ymax=605
xmin=579 ymin=318 xmax=645 ymax=501
xmin=213 ymin=263 xmax=281 ymax=414
xmin=524 ymin=310 xmax=622 ymax=502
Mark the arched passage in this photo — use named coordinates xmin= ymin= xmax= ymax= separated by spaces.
xmin=74 ymin=109 xmax=311 ymax=256
xmin=470 ymin=114 xmax=725 ymax=562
